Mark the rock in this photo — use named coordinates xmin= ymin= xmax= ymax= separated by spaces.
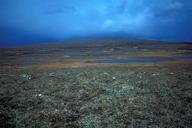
xmin=103 ymin=72 xmax=109 ymax=75
xmin=20 ymin=74 xmax=32 ymax=80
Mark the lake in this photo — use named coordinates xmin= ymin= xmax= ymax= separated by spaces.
xmin=95 ymin=56 xmax=192 ymax=63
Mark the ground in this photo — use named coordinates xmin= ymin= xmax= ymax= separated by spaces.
xmin=0 ymin=39 xmax=192 ymax=128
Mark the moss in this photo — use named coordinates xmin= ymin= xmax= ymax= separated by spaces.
xmin=80 ymin=114 xmax=102 ymax=128
xmin=0 ymin=68 xmax=192 ymax=127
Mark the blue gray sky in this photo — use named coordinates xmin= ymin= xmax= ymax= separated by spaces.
xmin=0 ymin=0 xmax=192 ymax=47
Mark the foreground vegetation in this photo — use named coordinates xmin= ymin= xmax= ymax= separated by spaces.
xmin=0 ymin=68 xmax=192 ymax=128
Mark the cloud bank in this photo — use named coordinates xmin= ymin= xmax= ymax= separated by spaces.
xmin=0 ymin=0 xmax=192 ymax=46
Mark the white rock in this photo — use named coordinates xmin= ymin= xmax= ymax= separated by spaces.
xmin=38 ymin=94 xmax=42 ymax=97
xmin=103 ymin=72 xmax=109 ymax=75
xmin=122 ymin=86 xmax=127 ymax=89
xmin=20 ymin=74 xmax=32 ymax=80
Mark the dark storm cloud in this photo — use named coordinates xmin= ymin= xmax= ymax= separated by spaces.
xmin=0 ymin=0 xmax=191 ymax=47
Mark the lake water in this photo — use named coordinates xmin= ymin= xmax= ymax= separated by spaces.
xmin=95 ymin=56 xmax=192 ymax=63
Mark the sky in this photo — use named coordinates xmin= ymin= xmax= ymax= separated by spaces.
xmin=0 ymin=0 xmax=192 ymax=47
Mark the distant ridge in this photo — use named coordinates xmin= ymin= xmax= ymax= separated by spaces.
xmin=0 ymin=38 xmax=191 ymax=49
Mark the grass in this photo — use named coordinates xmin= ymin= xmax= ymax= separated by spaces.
xmin=0 ymin=68 xmax=192 ymax=128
